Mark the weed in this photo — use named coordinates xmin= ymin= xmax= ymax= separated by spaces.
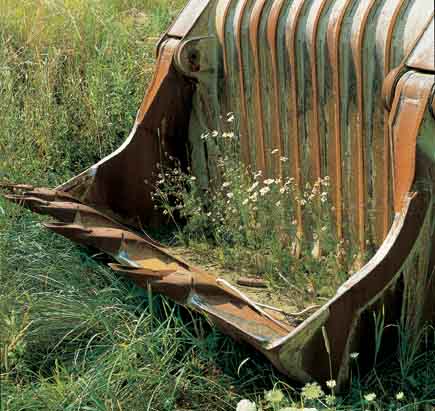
xmin=152 ymin=126 xmax=352 ymax=308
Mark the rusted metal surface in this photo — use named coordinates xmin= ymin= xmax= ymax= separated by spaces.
xmin=2 ymin=0 xmax=435 ymax=389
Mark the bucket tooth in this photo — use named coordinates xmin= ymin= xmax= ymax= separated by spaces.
xmin=23 ymin=188 xmax=80 ymax=203
xmin=109 ymin=262 xmax=290 ymax=345
xmin=0 ymin=183 xmax=34 ymax=192
xmin=43 ymin=222 xmax=93 ymax=238
xmin=3 ymin=194 xmax=50 ymax=209
xmin=2 ymin=186 xmax=80 ymax=204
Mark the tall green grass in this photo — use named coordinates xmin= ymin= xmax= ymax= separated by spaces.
xmin=1 ymin=1 xmax=435 ymax=410
xmin=0 ymin=1 xmax=274 ymax=409
xmin=0 ymin=0 xmax=181 ymax=185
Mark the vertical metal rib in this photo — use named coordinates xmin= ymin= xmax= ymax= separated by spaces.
xmin=234 ymin=0 xmax=252 ymax=167
xmin=286 ymin=0 xmax=307 ymax=243
xmin=257 ymin=1 xmax=276 ymax=180
xmin=216 ymin=0 xmax=236 ymax=127
xmin=249 ymin=0 xmax=268 ymax=175
xmin=216 ymin=0 xmax=234 ymax=78
xmin=307 ymin=0 xmax=331 ymax=182
xmin=351 ymin=0 xmax=377 ymax=259
xmin=276 ymin=1 xmax=294 ymax=179
xmin=380 ymin=0 xmax=408 ymax=240
xmin=266 ymin=0 xmax=286 ymax=179
xmin=326 ymin=0 xmax=353 ymax=240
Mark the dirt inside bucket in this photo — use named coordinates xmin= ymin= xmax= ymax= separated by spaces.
xmin=168 ymin=246 xmax=330 ymax=328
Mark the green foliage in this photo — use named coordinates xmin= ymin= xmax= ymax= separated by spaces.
xmin=0 ymin=0 xmax=182 ymax=185
xmin=152 ymin=129 xmax=350 ymax=307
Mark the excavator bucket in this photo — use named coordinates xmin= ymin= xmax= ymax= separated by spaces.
xmin=2 ymin=0 xmax=435 ymax=387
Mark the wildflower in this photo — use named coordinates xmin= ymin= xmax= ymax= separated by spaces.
xmin=279 ymin=187 xmax=287 ymax=194
xmin=227 ymin=112 xmax=235 ymax=122
xmin=275 ymin=200 xmax=281 ymax=207
xmin=264 ymin=178 xmax=275 ymax=185
xmin=322 ymin=176 xmax=330 ymax=186
xmin=326 ymin=380 xmax=336 ymax=389
xmin=259 ymin=186 xmax=270 ymax=196
xmin=320 ymin=192 xmax=328 ymax=203
xmin=190 ymin=176 xmax=197 ymax=181
xmin=236 ymin=399 xmax=257 ymax=411
xmin=280 ymin=156 xmax=288 ymax=162
xmin=396 ymin=392 xmax=405 ymax=401
xmin=206 ymin=212 xmax=212 ymax=217
xmin=325 ymin=395 xmax=336 ymax=406
xmin=222 ymin=182 xmax=231 ymax=188
xmin=364 ymin=393 xmax=376 ymax=402
xmin=242 ymin=199 xmax=249 ymax=205
xmin=350 ymin=352 xmax=359 ymax=360
xmin=265 ymin=389 xmax=284 ymax=404
xmin=211 ymin=130 xmax=219 ymax=137
xmin=223 ymin=132 xmax=235 ymax=139
xmin=301 ymin=382 xmax=324 ymax=400
xmin=200 ymin=132 xmax=209 ymax=140
xmin=271 ymin=148 xmax=279 ymax=154
xmin=299 ymin=199 xmax=307 ymax=206
xmin=249 ymin=192 xmax=258 ymax=202
xmin=254 ymin=170 xmax=262 ymax=179
xmin=248 ymin=182 xmax=259 ymax=192
xmin=321 ymin=226 xmax=327 ymax=232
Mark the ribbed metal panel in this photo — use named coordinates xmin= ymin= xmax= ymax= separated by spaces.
xmin=214 ymin=0 xmax=433 ymax=249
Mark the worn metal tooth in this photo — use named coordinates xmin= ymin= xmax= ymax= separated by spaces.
xmin=43 ymin=224 xmax=131 ymax=256
xmin=37 ymin=203 xmax=77 ymax=223
xmin=3 ymin=194 xmax=50 ymax=208
xmin=0 ymin=183 xmax=34 ymax=192
xmin=38 ymin=202 xmax=112 ymax=227
xmin=109 ymin=263 xmax=172 ymax=277
xmin=43 ymin=222 xmax=93 ymax=237
xmin=22 ymin=188 xmax=80 ymax=203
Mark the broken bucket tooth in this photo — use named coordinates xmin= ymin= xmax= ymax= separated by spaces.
xmin=43 ymin=222 xmax=93 ymax=237
xmin=3 ymin=194 xmax=50 ymax=209
xmin=0 ymin=183 xmax=34 ymax=192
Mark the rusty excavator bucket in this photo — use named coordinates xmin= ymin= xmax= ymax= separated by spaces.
xmin=2 ymin=0 xmax=435 ymax=387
